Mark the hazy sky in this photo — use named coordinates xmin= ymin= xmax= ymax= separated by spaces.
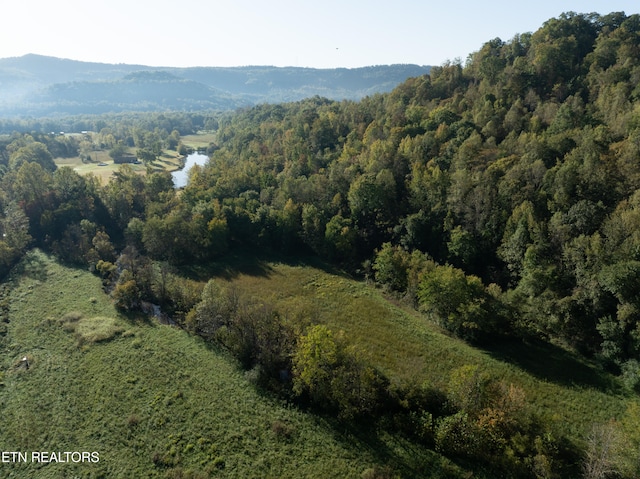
xmin=2 ymin=1 xmax=639 ymax=68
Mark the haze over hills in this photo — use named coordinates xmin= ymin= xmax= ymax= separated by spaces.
xmin=0 ymin=54 xmax=431 ymax=116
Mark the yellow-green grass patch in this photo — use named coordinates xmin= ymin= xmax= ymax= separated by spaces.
xmin=216 ymin=259 xmax=632 ymax=442
xmin=181 ymin=131 xmax=217 ymax=149
xmin=55 ymin=149 xmax=183 ymax=183
xmin=61 ymin=312 xmax=125 ymax=346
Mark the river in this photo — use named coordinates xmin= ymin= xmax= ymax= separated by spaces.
xmin=171 ymin=152 xmax=209 ymax=188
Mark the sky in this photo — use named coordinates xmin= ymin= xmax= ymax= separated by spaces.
xmin=1 ymin=0 xmax=639 ymax=69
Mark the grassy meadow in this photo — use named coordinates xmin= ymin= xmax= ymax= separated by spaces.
xmin=0 ymin=249 xmax=633 ymax=477
xmin=210 ymin=256 xmax=631 ymax=443
xmin=0 ymin=250 xmax=471 ymax=478
xmin=54 ymin=150 xmax=182 ymax=184
xmin=52 ymin=131 xmax=216 ymax=183
xmin=181 ymin=132 xmax=217 ymax=150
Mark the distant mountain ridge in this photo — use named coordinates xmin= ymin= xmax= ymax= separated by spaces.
xmin=0 ymin=54 xmax=431 ymax=116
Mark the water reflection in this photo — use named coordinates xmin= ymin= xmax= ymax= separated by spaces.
xmin=171 ymin=152 xmax=209 ymax=188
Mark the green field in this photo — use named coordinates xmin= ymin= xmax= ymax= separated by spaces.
xmin=54 ymin=150 xmax=183 ymax=183
xmin=211 ymin=256 xmax=631 ymax=443
xmin=0 ymin=250 xmax=463 ymax=478
xmin=0 ymin=250 xmax=634 ymax=478
xmin=181 ymin=132 xmax=217 ymax=150
xmin=53 ymin=132 xmax=213 ymax=183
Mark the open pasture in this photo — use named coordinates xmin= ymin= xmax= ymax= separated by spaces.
xmin=54 ymin=150 xmax=183 ymax=183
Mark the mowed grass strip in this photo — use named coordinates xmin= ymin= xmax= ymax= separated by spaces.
xmin=1 ymin=250 xmax=424 ymax=478
xmin=54 ymin=149 xmax=182 ymax=183
xmin=181 ymin=132 xmax=217 ymax=150
xmin=53 ymin=131 xmax=213 ymax=184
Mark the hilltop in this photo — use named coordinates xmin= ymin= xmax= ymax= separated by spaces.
xmin=0 ymin=54 xmax=430 ymax=116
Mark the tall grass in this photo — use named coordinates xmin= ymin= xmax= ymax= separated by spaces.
xmin=220 ymin=260 xmax=631 ymax=443
xmin=1 ymin=250 xmax=463 ymax=478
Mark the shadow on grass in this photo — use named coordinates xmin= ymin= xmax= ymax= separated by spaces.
xmin=179 ymin=249 xmax=352 ymax=282
xmin=326 ymin=417 xmax=468 ymax=479
xmin=118 ymin=308 xmax=158 ymax=327
xmin=182 ymin=254 xmax=275 ymax=281
xmin=11 ymin=250 xmax=48 ymax=282
xmin=482 ymin=336 xmax=624 ymax=394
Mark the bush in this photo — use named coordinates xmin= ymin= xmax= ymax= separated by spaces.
xmin=112 ymin=277 xmax=141 ymax=311
xmin=372 ymin=244 xmax=433 ymax=303
xmin=435 ymin=411 xmax=481 ymax=458
xmin=417 ymin=264 xmax=499 ymax=341
xmin=620 ymin=359 xmax=640 ymax=392
xmin=386 ymin=380 xmax=448 ymax=444
xmin=189 ymin=282 xmax=295 ymax=388
xmin=271 ymin=420 xmax=295 ymax=441
xmin=292 ymin=325 xmax=389 ymax=421
xmin=189 ymin=280 xmax=237 ymax=339
xmin=447 ymin=364 xmax=492 ymax=415
xmin=373 ymin=242 xmax=410 ymax=292
xmin=164 ymin=275 xmax=203 ymax=321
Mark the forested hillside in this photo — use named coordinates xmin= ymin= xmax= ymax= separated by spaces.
xmin=167 ymin=10 xmax=640 ymax=369
xmin=1 ymin=10 xmax=640 ymax=478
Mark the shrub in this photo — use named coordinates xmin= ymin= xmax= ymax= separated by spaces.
xmin=417 ymin=264 xmax=499 ymax=340
xmin=447 ymin=364 xmax=492 ymax=416
xmin=95 ymin=260 xmax=117 ymax=283
xmin=271 ymin=420 xmax=295 ymax=441
xmin=292 ymin=325 xmax=339 ymax=406
xmin=386 ymin=380 xmax=448 ymax=444
xmin=292 ymin=325 xmax=389 ymax=421
xmin=164 ymin=275 xmax=203 ymax=321
xmin=330 ymin=355 xmax=389 ymax=421
xmin=127 ymin=414 xmax=140 ymax=428
xmin=373 ymin=242 xmax=410 ymax=292
xmin=620 ymin=359 xmax=640 ymax=392
xmin=190 ymin=282 xmax=295 ymax=387
xmin=372 ymin=244 xmax=433 ymax=303
xmin=189 ymin=280 xmax=236 ymax=338
xmin=112 ymin=278 xmax=140 ymax=311
xmin=435 ymin=411 xmax=481 ymax=458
